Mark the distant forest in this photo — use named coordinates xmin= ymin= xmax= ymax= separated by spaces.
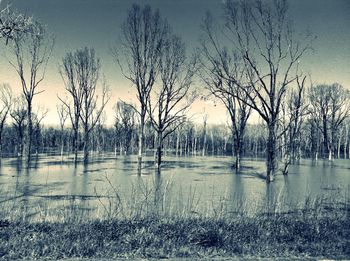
xmin=1 ymin=94 xmax=350 ymax=162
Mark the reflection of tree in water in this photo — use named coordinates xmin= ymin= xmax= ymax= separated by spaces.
xmin=64 ymin=164 xmax=91 ymax=221
xmin=229 ymin=174 xmax=245 ymax=215
xmin=74 ymin=164 xmax=90 ymax=219
xmin=9 ymin=159 xmax=26 ymax=219
xmin=264 ymin=183 xmax=288 ymax=215
xmin=67 ymin=165 xmax=78 ymax=219
xmin=17 ymin=156 xmax=41 ymax=221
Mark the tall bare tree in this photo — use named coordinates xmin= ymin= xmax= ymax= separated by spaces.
xmin=57 ymin=103 xmax=68 ymax=160
xmin=59 ymin=52 xmax=83 ymax=162
xmin=59 ymin=47 xmax=109 ymax=163
xmin=207 ymin=0 xmax=312 ymax=181
xmin=114 ymin=4 xmax=168 ymax=172
xmin=280 ymin=76 xmax=308 ymax=174
xmin=0 ymin=6 xmax=32 ymax=158
xmin=0 ymin=83 xmax=12 ymax=158
xmin=200 ymin=15 xmax=252 ymax=169
xmin=6 ymin=20 xmax=53 ymax=162
xmin=148 ymin=34 xmax=197 ymax=168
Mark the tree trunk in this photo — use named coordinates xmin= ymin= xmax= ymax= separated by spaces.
xmin=202 ymin=119 xmax=207 ymax=156
xmin=337 ymin=135 xmax=341 ymax=159
xmin=176 ymin=131 xmax=180 ymax=156
xmin=235 ymin=153 xmax=241 ymax=171
xmin=0 ymin=137 xmax=2 ymax=163
xmin=266 ymin=122 xmax=278 ymax=182
xmin=138 ymin=111 xmax=145 ymax=174
xmin=282 ymin=153 xmax=290 ymax=175
xmin=322 ymin=115 xmax=328 ymax=159
xmin=344 ymin=125 xmax=348 ymax=159
xmin=0 ymin=128 xmax=3 ymax=159
xmin=202 ymin=133 xmax=206 ymax=157
xmin=25 ymin=102 xmax=32 ymax=163
xmin=155 ymin=130 xmax=162 ymax=169
xmin=83 ymin=125 xmax=89 ymax=164
xmin=73 ymin=115 xmax=79 ymax=163
xmin=60 ymin=127 xmax=64 ymax=161
xmin=60 ymin=143 xmax=64 ymax=161
xmin=194 ymin=137 xmax=197 ymax=155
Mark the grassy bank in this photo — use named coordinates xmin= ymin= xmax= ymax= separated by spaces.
xmin=0 ymin=176 xmax=349 ymax=259
xmin=0 ymin=208 xmax=349 ymax=260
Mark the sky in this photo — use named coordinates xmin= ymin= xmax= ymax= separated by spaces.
xmin=0 ymin=0 xmax=349 ymax=126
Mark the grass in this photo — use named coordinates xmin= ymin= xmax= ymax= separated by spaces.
xmin=0 ymin=176 xmax=349 ymax=260
xmin=0 ymin=211 xmax=349 ymax=260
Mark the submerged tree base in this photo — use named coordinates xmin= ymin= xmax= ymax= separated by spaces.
xmin=0 ymin=210 xmax=349 ymax=260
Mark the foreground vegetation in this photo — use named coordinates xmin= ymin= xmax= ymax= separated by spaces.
xmin=0 ymin=211 xmax=348 ymax=260
xmin=0 ymin=193 xmax=348 ymax=260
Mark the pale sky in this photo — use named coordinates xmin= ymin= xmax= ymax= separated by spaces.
xmin=0 ymin=0 xmax=349 ymax=126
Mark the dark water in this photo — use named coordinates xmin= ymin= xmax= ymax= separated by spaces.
xmin=0 ymin=154 xmax=349 ymax=220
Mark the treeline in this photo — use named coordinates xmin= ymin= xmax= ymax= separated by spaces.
xmin=0 ymin=105 xmax=349 ymax=162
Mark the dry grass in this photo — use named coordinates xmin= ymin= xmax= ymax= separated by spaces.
xmin=0 ymin=178 xmax=349 ymax=260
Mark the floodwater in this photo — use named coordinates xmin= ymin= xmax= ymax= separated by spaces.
xmin=0 ymin=153 xmax=349 ymax=220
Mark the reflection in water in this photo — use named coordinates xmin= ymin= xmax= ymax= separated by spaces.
xmin=22 ymin=167 xmax=31 ymax=221
xmin=265 ymin=184 xmax=276 ymax=214
xmin=0 ymin=154 xmax=348 ymax=220
xmin=229 ymin=174 xmax=244 ymax=214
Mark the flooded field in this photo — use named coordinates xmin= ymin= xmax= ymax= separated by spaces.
xmin=0 ymin=153 xmax=349 ymax=220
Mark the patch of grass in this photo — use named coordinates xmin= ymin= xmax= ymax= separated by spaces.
xmin=0 ymin=208 xmax=349 ymax=260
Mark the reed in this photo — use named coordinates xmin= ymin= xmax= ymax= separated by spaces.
xmin=0 ymin=179 xmax=348 ymax=259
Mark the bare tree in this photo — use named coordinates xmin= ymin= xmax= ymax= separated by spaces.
xmin=113 ymin=101 xmax=136 ymax=155
xmin=309 ymin=83 xmax=350 ymax=161
xmin=1 ymin=7 xmax=31 ymax=156
xmin=94 ymin=112 xmax=106 ymax=154
xmin=59 ymin=52 xmax=83 ymax=162
xmin=0 ymin=83 xmax=12 ymax=158
xmin=32 ymin=106 xmax=48 ymax=155
xmin=80 ymin=68 xmax=109 ymax=163
xmin=57 ymin=103 xmax=68 ymax=160
xmin=210 ymin=0 xmax=313 ymax=182
xmin=10 ymin=95 xmax=27 ymax=156
xmin=6 ymin=19 xmax=54 ymax=162
xmin=147 ymin=34 xmax=197 ymax=168
xmin=280 ymin=76 xmax=308 ymax=174
xmin=327 ymin=84 xmax=350 ymax=160
xmin=59 ymin=48 xmax=109 ymax=163
xmin=0 ymin=7 xmax=32 ymax=45
xmin=202 ymin=113 xmax=208 ymax=156
xmin=199 ymin=16 xmax=252 ymax=169
xmin=114 ymin=4 xmax=168 ymax=172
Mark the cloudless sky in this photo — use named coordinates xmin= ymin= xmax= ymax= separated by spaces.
xmin=0 ymin=0 xmax=349 ymax=126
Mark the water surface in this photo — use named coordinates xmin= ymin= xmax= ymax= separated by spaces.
xmin=0 ymin=154 xmax=348 ymax=220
